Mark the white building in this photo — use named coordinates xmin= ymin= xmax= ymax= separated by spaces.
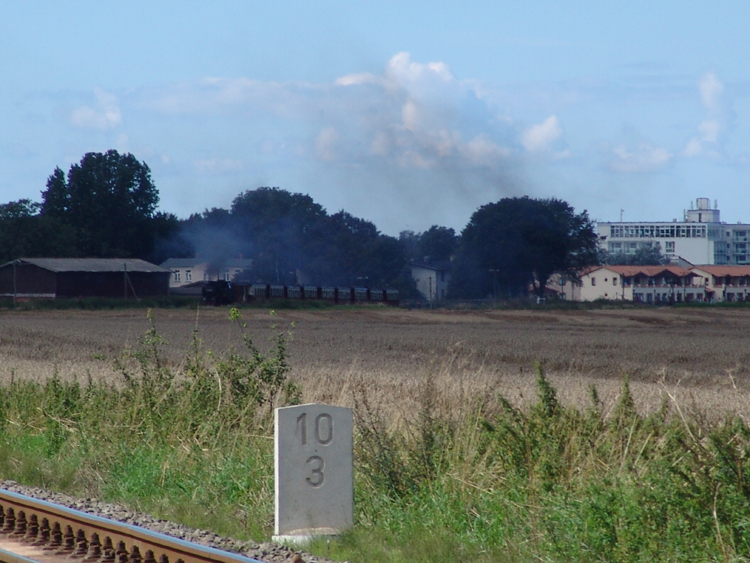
xmin=410 ymin=262 xmax=451 ymax=302
xmin=160 ymin=257 xmax=253 ymax=288
xmin=597 ymin=198 xmax=750 ymax=265
xmin=559 ymin=264 xmax=750 ymax=303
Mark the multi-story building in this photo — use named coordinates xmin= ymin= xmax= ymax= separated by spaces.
xmin=597 ymin=198 xmax=750 ymax=265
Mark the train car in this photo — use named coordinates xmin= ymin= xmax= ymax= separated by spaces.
xmin=249 ymin=284 xmax=270 ymax=299
xmin=269 ymin=285 xmax=286 ymax=298
xmin=234 ymin=282 xmax=398 ymax=306
xmin=369 ymin=288 xmax=385 ymax=303
xmin=353 ymin=287 xmax=369 ymax=303
xmin=286 ymin=285 xmax=302 ymax=299
xmin=336 ymin=287 xmax=352 ymax=304
xmin=385 ymin=289 xmax=400 ymax=306
xmin=302 ymin=286 xmax=320 ymax=299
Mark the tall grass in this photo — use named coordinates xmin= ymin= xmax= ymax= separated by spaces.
xmin=1 ymin=311 xmax=750 ymax=562
xmin=0 ymin=308 xmax=299 ymax=539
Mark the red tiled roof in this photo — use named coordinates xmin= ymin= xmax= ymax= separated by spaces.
xmin=599 ymin=265 xmax=694 ymax=277
xmin=691 ymin=265 xmax=750 ymax=277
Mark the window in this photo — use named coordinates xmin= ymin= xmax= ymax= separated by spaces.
xmin=173 ymin=270 xmax=180 ymax=282
xmin=591 ymin=277 xmax=596 ymax=286
xmin=613 ymin=278 xmax=618 ymax=286
xmin=185 ymin=270 xmax=192 ymax=281
xmin=665 ymin=241 xmax=675 ymax=254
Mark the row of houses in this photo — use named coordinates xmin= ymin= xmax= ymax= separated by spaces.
xmin=557 ymin=264 xmax=750 ymax=303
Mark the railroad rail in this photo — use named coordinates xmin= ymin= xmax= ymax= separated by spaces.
xmin=0 ymin=489 xmax=265 ymax=563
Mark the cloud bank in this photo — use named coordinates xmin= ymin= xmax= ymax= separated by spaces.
xmin=49 ymin=55 xmax=747 ymax=232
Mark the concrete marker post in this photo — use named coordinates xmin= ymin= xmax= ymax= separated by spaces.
xmin=273 ymin=404 xmax=353 ymax=545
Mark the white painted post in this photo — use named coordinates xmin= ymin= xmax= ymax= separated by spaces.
xmin=273 ymin=403 xmax=353 ymax=544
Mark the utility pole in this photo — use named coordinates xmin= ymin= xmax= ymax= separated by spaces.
xmin=12 ymin=259 xmax=17 ymax=307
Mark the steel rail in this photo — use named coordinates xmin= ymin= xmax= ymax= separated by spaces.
xmin=0 ymin=489 xmax=266 ymax=563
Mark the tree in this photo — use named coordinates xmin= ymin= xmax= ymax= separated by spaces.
xmin=40 ymin=150 xmax=166 ymax=258
xmin=416 ymin=225 xmax=457 ymax=263
xmin=230 ymin=187 xmax=327 ymax=283
xmin=401 ymin=226 xmax=458 ymax=264
xmin=0 ymin=199 xmax=76 ymax=262
xmin=176 ymin=187 xmax=416 ymax=290
xmin=450 ymin=196 xmax=599 ymax=298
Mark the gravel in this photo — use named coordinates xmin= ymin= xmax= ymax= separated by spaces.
xmin=0 ymin=480 xmax=343 ymax=563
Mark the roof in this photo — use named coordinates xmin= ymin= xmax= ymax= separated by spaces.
xmin=160 ymin=257 xmax=253 ymax=269
xmin=584 ymin=265 xmax=694 ymax=277
xmin=691 ymin=265 xmax=750 ymax=277
xmin=4 ymin=258 xmax=171 ymax=273
xmin=584 ymin=263 xmax=750 ymax=278
xmin=410 ymin=261 xmax=452 ymax=272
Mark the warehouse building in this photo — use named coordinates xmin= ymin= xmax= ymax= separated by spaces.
xmin=0 ymin=258 xmax=171 ymax=300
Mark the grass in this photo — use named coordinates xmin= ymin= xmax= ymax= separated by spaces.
xmin=2 ymin=310 xmax=750 ymax=561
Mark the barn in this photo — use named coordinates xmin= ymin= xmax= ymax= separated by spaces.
xmin=0 ymin=258 xmax=171 ymax=300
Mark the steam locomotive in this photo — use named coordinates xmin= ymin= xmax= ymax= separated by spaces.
xmin=201 ymin=280 xmax=399 ymax=306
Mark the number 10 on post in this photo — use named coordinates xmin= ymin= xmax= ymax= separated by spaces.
xmin=274 ymin=404 xmax=353 ymax=540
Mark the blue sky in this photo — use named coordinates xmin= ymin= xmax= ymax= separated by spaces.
xmin=3 ymin=1 xmax=750 ymax=235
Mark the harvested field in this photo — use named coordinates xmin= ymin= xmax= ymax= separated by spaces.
xmin=1 ymin=306 xmax=749 ymax=420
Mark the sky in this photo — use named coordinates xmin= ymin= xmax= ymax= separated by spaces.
xmin=3 ymin=1 xmax=750 ymax=235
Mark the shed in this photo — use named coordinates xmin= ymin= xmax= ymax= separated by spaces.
xmin=0 ymin=258 xmax=171 ymax=300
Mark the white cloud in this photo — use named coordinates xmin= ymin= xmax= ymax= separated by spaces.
xmin=683 ymin=72 xmax=733 ymax=158
xmin=610 ymin=142 xmax=672 ymax=173
xmin=70 ymin=88 xmax=122 ymax=130
xmin=521 ymin=115 xmax=562 ymax=152
xmin=384 ymin=52 xmax=455 ymax=89
xmin=335 ymin=72 xmax=379 ymax=87
xmin=699 ymin=73 xmax=724 ymax=111
xmin=461 ymin=135 xmax=511 ymax=164
xmin=335 ymin=52 xmax=513 ymax=171
xmin=315 ymin=127 xmax=340 ymax=161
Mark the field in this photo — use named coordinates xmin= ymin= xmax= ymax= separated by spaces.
xmin=3 ymin=304 xmax=750 ymax=562
xmin=1 ymin=305 xmax=750 ymax=419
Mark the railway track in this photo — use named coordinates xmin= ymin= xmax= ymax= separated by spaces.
xmin=0 ymin=489 xmax=269 ymax=563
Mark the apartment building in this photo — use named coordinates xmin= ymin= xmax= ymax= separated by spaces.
xmin=597 ymin=198 xmax=750 ymax=265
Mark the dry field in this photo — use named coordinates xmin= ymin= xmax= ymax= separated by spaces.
xmin=1 ymin=305 xmax=750 ymax=421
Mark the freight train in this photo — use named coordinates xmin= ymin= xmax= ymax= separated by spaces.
xmin=201 ymin=280 xmax=399 ymax=306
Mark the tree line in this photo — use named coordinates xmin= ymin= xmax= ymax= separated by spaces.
xmin=1 ymin=150 xmax=621 ymax=299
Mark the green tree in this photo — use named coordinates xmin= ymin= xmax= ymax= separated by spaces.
xmin=400 ymin=226 xmax=457 ymax=264
xmin=230 ymin=187 xmax=327 ymax=283
xmin=416 ymin=225 xmax=457 ymax=263
xmin=0 ymin=200 xmax=75 ymax=262
xmin=450 ymin=196 xmax=599 ymax=298
xmin=40 ymin=150 xmax=167 ymax=258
